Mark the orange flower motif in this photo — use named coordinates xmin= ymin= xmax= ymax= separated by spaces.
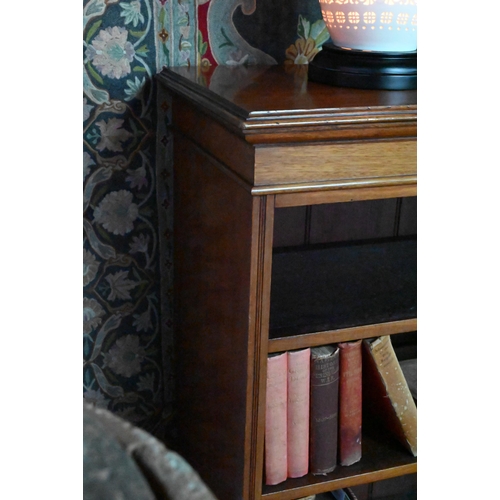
xmin=158 ymin=28 xmax=169 ymax=43
xmin=284 ymin=37 xmax=319 ymax=65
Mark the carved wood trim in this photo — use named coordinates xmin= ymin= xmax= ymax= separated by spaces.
xmin=273 ymin=183 xmax=417 ymax=207
xmin=246 ymin=195 xmax=275 ymax=500
xmin=157 ymin=67 xmax=417 ymax=145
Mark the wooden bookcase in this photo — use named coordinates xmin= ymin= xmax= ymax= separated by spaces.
xmin=157 ymin=65 xmax=417 ymax=500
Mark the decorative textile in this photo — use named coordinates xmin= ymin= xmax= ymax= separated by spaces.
xmin=83 ymin=0 xmax=328 ymax=436
xmin=83 ymin=403 xmax=217 ymax=500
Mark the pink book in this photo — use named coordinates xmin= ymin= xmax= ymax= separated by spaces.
xmin=287 ymin=348 xmax=311 ymax=478
xmin=265 ymin=352 xmax=288 ymax=485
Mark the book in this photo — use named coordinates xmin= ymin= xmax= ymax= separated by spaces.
xmin=287 ymin=348 xmax=311 ymax=478
xmin=362 ymin=336 xmax=417 ymax=457
xmin=265 ymin=352 xmax=288 ymax=485
xmin=309 ymin=345 xmax=340 ymax=475
xmin=338 ymin=340 xmax=362 ymax=466
xmin=331 ymin=489 xmax=358 ymax=500
xmin=330 ymin=491 xmax=347 ymax=500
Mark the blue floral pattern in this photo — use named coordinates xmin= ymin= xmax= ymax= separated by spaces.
xmin=83 ymin=0 xmax=325 ymax=437
xmin=83 ymin=0 xmax=172 ymax=434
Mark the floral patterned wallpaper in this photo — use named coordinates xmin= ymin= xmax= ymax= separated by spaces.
xmin=83 ymin=0 xmax=328 ymax=439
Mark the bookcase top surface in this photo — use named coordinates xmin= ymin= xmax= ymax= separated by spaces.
xmin=158 ymin=65 xmax=416 ymax=138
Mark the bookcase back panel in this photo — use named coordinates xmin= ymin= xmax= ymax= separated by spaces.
xmin=398 ymin=197 xmax=417 ymax=236
xmin=309 ymin=200 xmax=398 ymax=244
xmin=269 ymin=238 xmax=417 ymax=338
xmin=273 ymin=197 xmax=417 ymax=249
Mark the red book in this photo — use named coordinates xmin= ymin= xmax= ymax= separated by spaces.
xmin=338 ymin=340 xmax=362 ymax=466
xmin=265 ymin=352 xmax=288 ymax=485
xmin=287 ymin=348 xmax=310 ymax=478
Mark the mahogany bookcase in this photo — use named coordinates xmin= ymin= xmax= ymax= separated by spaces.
xmin=157 ymin=64 xmax=417 ymax=500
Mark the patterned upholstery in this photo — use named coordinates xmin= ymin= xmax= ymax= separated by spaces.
xmin=83 ymin=403 xmax=217 ymax=500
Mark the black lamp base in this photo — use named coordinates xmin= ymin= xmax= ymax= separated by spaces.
xmin=308 ymin=43 xmax=417 ymax=90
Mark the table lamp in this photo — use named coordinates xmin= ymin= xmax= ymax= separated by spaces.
xmin=308 ymin=0 xmax=417 ymax=90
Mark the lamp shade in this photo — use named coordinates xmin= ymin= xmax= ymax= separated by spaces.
xmin=319 ymin=0 xmax=417 ymax=53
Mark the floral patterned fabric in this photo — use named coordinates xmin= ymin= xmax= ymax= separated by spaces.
xmin=83 ymin=0 xmax=329 ymax=437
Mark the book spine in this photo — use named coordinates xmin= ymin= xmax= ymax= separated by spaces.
xmin=363 ymin=336 xmax=417 ymax=456
xmin=265 ymin=352 xmax=288 ymax=485
xmin=309 ymin=346 xmax=340 ymax=475
xmin=287 ymin=348 xmax=311 ymax=478
xmin=338 ymin=340 xmax=362 ymax=466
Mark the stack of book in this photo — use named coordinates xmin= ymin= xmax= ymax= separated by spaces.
xmin=264 ymin=336 xmax=417 ymax=486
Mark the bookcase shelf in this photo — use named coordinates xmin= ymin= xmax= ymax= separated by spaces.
xmin=268 ymin=319 xmax=417 ymax=354
xmin=269 ymin=238 xmax=416 ymax=350
xmin=262 ymin=425 xmax=417 ymax=500
xmin=158 ymin=64 xmax=417 ymax=500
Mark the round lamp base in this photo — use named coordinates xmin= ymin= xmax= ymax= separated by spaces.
xmin=308 ymin=43 xmax=417 ymax=91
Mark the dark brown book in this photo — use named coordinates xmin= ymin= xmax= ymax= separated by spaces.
xmin=362 ymin=336 xmax=417 ymax=457
xmin=309 ymin=345 xmax=340 ymax=475
xmin=338 ymin=340 xmax=362 ymax=466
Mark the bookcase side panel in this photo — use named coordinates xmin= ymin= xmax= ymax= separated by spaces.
xmin=172 ymin=96 xmax=255 ymax=185
xmin=173 ymin=133 xmax=256 ymax=500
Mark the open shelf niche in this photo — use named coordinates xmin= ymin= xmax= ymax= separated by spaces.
xmin=264 ymin=198 xmax=417 ymax=499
